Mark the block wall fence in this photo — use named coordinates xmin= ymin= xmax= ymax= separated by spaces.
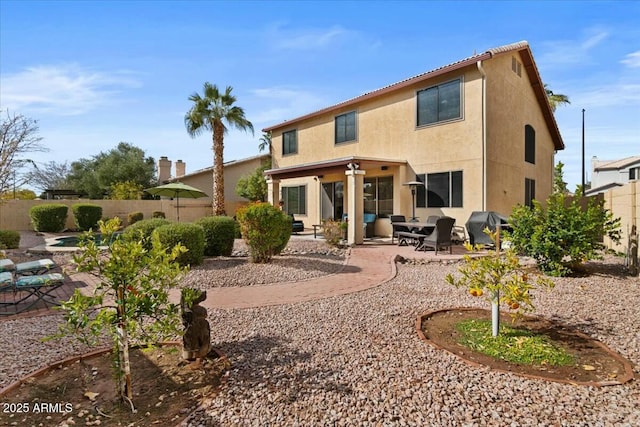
xmin=0 ymin=199 xmax=214 ymax=231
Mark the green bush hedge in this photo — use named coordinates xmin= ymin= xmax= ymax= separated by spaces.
xmin=152 ymin=211 xmax=166 ymax=219
xmin=122 ymin=218 xmax=171 ymax=249
xmin=195 ymin=216 xmax=236 ymax=256
xmin=29 ymin=204 xmax=68 ymax=232
xmin=0 ymin=230 xmax=20 ymax=249
xmin=72 ymin=203 xmax=103 ymax=231
xmin=153 ymin=223 xmax=204 ymax=267
xmin=127 ymin=211 xmax=144 ymax=225
xmin=236 ymin=202 xmax=291 ymax=263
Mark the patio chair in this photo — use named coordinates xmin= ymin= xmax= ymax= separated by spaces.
xmin=0 ymin=258 xmax=57 ymax=276
xmin=290 ymin=214 xmax=305 ymax=233
xmin=418 ymin=216 xmax=456 ymax=254
xmin=0 ymin=271 xmax=66 ymax=315
xmin=390 ymin=215 xmax=409 ymax=244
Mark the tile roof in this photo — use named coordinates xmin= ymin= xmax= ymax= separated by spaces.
xmin=593 ymin=156 xmax=640 ymax=171
xmin=263 ymin=41 xmax=563 ymax=150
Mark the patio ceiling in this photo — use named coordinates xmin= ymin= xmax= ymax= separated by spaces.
xmin=264 ymin=156 xmax=407 ymax=180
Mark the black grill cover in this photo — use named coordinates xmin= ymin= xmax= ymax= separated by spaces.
xmin=465 ymin=211 xmax=510 ymax=245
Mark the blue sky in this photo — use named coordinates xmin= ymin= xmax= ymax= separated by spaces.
xmin=1 ymin=0 xmax=639 ymax=191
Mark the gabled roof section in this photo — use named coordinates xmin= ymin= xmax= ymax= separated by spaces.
xmin=263 ymin=41 xmax=564 ymax=151
xmin=593 ymin=156 xmax=640 ymax=171
xmin=168 ymin=153 xmax=270 ymax=181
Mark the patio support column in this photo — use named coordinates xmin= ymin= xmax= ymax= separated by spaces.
xmin=345 ymin=165 xmax=365 ymax=245
xmin=266 ymin=177 xmax=280 ymax=207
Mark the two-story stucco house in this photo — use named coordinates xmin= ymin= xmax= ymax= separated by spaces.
xmin=586 ymin=155 xmax=640 ymax=196
xmin=263 ymin=41 xmax=564 ymax=244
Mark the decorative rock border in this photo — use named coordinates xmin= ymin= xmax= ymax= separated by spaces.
xmin=416 ymin=307 xmax=635 ymax=387
xmin=0 ymin=341 xmax=228 ymax=398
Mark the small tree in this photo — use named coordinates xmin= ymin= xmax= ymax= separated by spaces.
xmin=54 ymin=217 xmax=189 ymax=407
xmin=236 ymin=159 xmax=270 ymax=202
xmin=446 ymin=229 xmax=554 ymax=336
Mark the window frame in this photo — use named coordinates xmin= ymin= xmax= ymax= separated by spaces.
xmin=335 ymin=111 xmax=357 ymax=145
xmin=282 ymin=129 xmax=298 ymax=156
xmin=282 ymin=185 xmax=306 ymax=215
xmin=525 ymin=124 xmax=535 ymax=164
xmin=363 ymin=176 xmax=393 ymax=218
xmin=416 ymin=78 xmax=463 ymax=127
xmin=525 ymin=178 xmax=536 ymax=208
xmin=416 ymin=171 xmax=463 ymax=208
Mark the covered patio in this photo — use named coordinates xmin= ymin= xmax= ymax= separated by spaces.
xmin=264 ymin=156 xmax=408 ymax=245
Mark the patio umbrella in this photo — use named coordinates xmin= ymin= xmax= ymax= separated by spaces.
xmin=144 ymin=182 xmax=208 ymax=222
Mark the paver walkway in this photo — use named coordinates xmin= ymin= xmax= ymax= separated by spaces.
xmin=5 ymin=231 xmax=471 ymax=315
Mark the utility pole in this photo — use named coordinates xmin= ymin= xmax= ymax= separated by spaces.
xmin=582 ymin=109 xmax=586 ymax=191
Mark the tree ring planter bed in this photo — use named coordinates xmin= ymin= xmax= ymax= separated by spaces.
xmin=416 ymin=308 xmax=634 ymax=386
xmin=0 ymin=341 xmax=229 ymax=426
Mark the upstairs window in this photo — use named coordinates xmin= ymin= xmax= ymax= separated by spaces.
xmin=335 ymin=111 xmax=357 ymax=144
xmin=525 ymin=125 xmax=535 ymax=164
xmin=282 ymin=130 xmax=297 ymax=155
xmin=417 ymin=79 xmax=462 ymax=126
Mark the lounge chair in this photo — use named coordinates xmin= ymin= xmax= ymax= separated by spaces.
xmin=390 ymin=215 xmax=409 ymax=244
xmin=0 ymin=258 xmax=57 ymax=276
xmin=0 ymin=271 xmax=66 ymax=315
xmin=418 ymin=216 xmax=456 ymax=254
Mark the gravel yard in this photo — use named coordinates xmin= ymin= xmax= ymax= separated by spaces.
xmin=1 ymin=236 xmax=638 ymax=426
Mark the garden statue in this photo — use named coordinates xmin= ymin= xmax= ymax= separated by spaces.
xmin=181 ymin=289 xmax=211 ymax=361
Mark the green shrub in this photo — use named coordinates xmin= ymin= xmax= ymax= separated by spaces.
xmin=153 ymin=223 xmax=204 ymax=267
xmin=509 ymin=192 xmax=621 ymax=276
xmin=122 ymin=218 xmax=171 ymax=249
xmin=0 ymin=230 xmax=20 ymax=249
xmin=195 ymin=216 xmax=236 ymax=256
xmin=236 ymin=202 xmax=291 ymax=263
xmin=29 ymin=204 xmax=68 ymax=232
xmin=127 ymin=211 xmax=144 ymax=225
xmin=152 ymin=211 xmax=166 ymax=219
xmin=71 ymin=203 xmax=103 ymax=231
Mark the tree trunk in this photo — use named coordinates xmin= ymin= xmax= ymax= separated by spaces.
xmin=116 ymin=286 xmax=133 ymax=403
xmin=212 ymin=122 xmax=225 ymax=216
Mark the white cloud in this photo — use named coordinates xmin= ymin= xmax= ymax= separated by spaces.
xmin=574 ymin=83 xmax=640 ymax=108
xmin=0 ymin=64 xmax=141 ymax=115
xmin=266 ymin=23 xmax=356 ymax=51
xmin=538 ymin=28 xmax=609 ymax=68
xmin=621 ymin=50 xmax=640 ymax=68
xmin=248 ymin=86 xmax=329 ymax=125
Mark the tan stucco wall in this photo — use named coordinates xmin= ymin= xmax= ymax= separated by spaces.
xmin=272 ymin=65 xmax=488 ymax=235
xmin=0 ymin=199 xmax=212 ymax=231
xmin=174 ymin=155 xmax=268 ymax=217
xmin=484 ymin=53 xmax=556 ymax=215
xmin=602 ymin=181 xmax=639 ymax=253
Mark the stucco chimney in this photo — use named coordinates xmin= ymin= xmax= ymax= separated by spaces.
xmin=175 ymin=160 xmax=186 ymax=177
xmin=158 ymin=156 xmax=172 ymax=183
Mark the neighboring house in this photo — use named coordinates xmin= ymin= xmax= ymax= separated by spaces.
xmin=159 ymin=154 xmax=270 ymax=216
xmin=263 ymin=41 xmax=564 ymax=244
xmin=586 ymin=156 xmax=640 ymax=196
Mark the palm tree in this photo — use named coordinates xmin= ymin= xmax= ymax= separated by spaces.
xmin=544 ymin=84 xmax=571 ymax=112
xmin=258 ymin=131 xmax=272 ymax=153
xmin=185 ymin=83 xmax=254 ymax=215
